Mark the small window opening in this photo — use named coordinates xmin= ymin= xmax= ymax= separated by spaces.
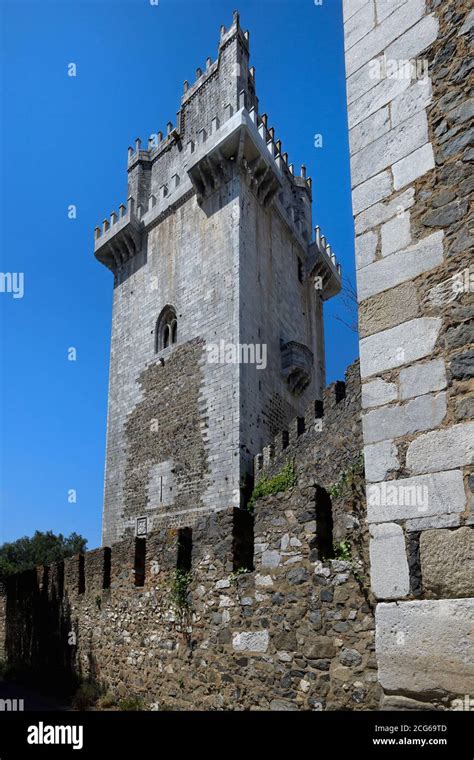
xmin=177 ymin=528 xmax=192 ymax=572
xmin=103 ymin=547 xmax=111 ymax=590
xmin=155 ymin=305 xmax=178 ymax=352
xmin=78 ymin=554 xmax=85 ymax=594
xmin=297 ymin=258 xmax=303 ymax=283
xmin=335 ymin=381 xmax=346 ymax=403
xmin=232 ymin=508 xmax=254 ymax=572
xmin=134 ymin=538 xmax=146 ymax=587
xmin=315 ymin=486 xmax=334 ymax=560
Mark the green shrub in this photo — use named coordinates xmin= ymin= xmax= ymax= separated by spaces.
xmin=170 ymin=569 xmax=191 ymax=610
xmin=117 ymin=696 xmax=145 ymax=711
xmin=96 ymin=692 xmax=116 ymax=709
xmin=328 ymin=455 xmax=364 ymax=499
xmin=248 ymin=461 xmax=297 ymax=510
xmin=333 ymin=540 xmax=352 ymax=561
xmin=228 ymin=567 xmax=250 ymax=585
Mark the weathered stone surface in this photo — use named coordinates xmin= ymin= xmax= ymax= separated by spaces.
xmin=405 ymin=513 xmax=461 ymax=532
xmin=381 ymin=212 xmax=411 ymax=256
xmin=370 ymin=523 xmax=410 ymax=599
xmin=353 ymin=170 xmax=393 ymax=216
xmin=357 ymin=231 xmax=444 ymax=301
xmin=456 ymin=397 xmax=474 ymax=420
xmin=344 ymin=0 xmax=375 ymax=50
xmin=343 ymin=0 xmax=368 ymax=24
xmin=261 ymin=550 xmax=281 ymax=568
xmin=355 ymin=187 xmax=414 ymax=235
xmin=458 ymin=8 xmax=474 ymax=35
xmin=391 ymin=79 xmax=432 ymax=128
xmin=376 ymin=599 xmax=474 ymax=695
xmin=349 ymin=75 xmax=410 ymax=130
xmin=364 ymin=440 xmax=399 ymax=482
xmin=303 ymin=637 xmax=336 ymax=659
xmin=360 ymin=317 xmax=442 ymax=378
xmin=232 ymin=630 xmax=269 ymax=653
xmin=367 ymin=470 xmax=466 ymax=523
xmin=451 ymin=351 xmax=474 ymax=380
xmin=392 ymin=143 xmax=435 ymax=190
xmin=362 ymin=378 xmax=397 ymax=409
xmin=359 ymin=281 xmax=419 ymax=338
xmin=420 ymin=528 xmax=474 ymax=598
xmin=406 ymin=422 xmax=474 ymax=474
xmin=375 ymin=0 xmax=407 ymax=23
xmin=440 ymin=128 xmax=474 ymax=159
xmin=385 ymin=11 xmax=439 ymax=60
xmin=363 ymin=393 xmax=447 ymax=444
xmin=422 ymin=199 xmax=468 ymax=227
xmin=351 ymin=111 xmax=429 ymax=186
xmin=350 ymin=106 xmax=391 ymax=154
xmin=344 ymin=0 xmax=473 ymax=708
xmin=399 ymin=358 xmax=447 ymax=400
xmin=345 ymin=0 xmax=426 ymax=77
xmin=380 ymin=695 xmax=443 ymax=710
xmin=445 ymin=321 xmax=474 ymax=350
xmin=355 ymin=230 xmax=378 ymax=270
xmin=269 ymin=699 xmax=299 ymax=711
xmin=431 ymin=188 xmax=456 ymax=208
xmin=339 ymin=647 xmax=363 ymax=667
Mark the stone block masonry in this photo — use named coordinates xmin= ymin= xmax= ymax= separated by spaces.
xmin=343 ymin=0 xmax=474 ymax=705
xmin=2 ymin=361 xmax=384 ymax=710
xmin=3 ymin=370 xmax=381 ymax=709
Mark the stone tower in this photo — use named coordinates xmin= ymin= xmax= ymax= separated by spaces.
xmin=94 ymin=11 xmax=341 ymax=546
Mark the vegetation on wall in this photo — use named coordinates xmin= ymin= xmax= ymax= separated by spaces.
xmin=169 ymin=569 xmax=191 ymax=610
xmin=328 ymin=455 xmax=364 ymax=500
xmin=248 ymin=460 xmax=297 ymax=511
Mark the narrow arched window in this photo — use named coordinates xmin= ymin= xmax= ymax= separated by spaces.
xmin=155 ymin=305 xmax=178 ymax=352
xmin=171 ymin=319 xmax=177 ymax=344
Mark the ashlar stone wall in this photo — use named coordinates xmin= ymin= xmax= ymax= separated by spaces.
xmin=343 ymin=0 xmax=473 ymax=708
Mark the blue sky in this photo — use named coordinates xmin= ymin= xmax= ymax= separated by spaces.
xmin=0 ymin=0 xmax=356 ymax=549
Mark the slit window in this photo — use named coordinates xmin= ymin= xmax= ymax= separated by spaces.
xmin=232 ymin=508 xmax=254 ymax=572
xmin=78 ymin=555 xmax=85 ymax=594
xmin=315 ymin=486 xmax=334 ymax=561
xmin=177 ymin=528 xmax=192 ymax=572
xmin=134 ymin=538 xmax=146 ymax=587
xmin=297 ymin=258 xmax=303 ymax=283
xmin=103 ymin=547 xmax=111 ymax=590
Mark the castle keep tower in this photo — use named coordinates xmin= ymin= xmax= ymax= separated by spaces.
xmin=94 ymin=12 xmax=341 ymax=545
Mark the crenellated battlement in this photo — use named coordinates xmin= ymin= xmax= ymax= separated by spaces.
xmin=254 ymin=360 xmax=361 ymax=485
xmin=95 ymin=99 xmax=340 ymax=297
xmin=93 ymin=10 xmax=341 ymax=311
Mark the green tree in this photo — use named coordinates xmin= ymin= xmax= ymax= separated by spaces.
xmin=0 ymin=531 xmax=87 ymax=579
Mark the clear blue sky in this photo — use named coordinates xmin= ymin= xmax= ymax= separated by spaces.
xmin=0 ymin=0 xmax=356 ymax=549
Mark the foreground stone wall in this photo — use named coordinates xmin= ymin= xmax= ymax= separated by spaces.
xmin=343 ymin=0 xmax=473 ymax=707
xmin=4 ymin=367 xmax=381 ymax=710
